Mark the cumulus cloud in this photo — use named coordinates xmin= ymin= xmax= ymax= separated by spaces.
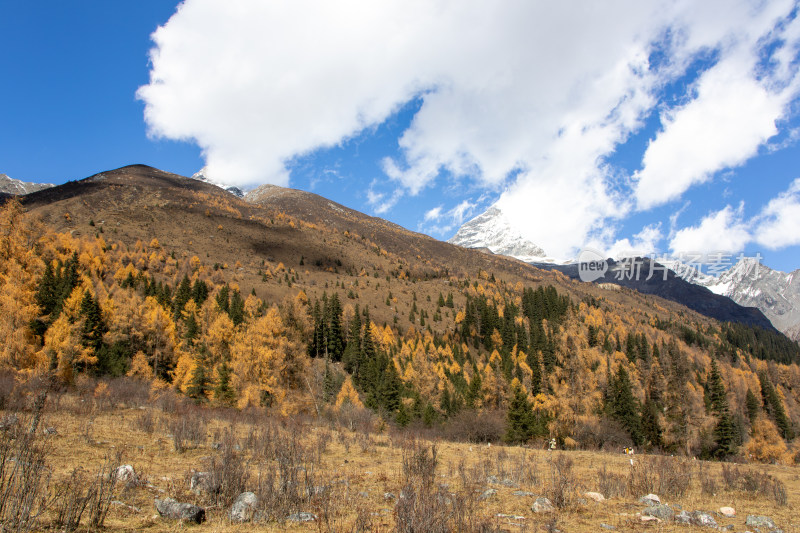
xmin=753 ymin=178 xmax=800 ymax=249
xmin=420 ymin=199 xmax=478 ymax=236
xmin=606 ymin=224 xmax=664 ymax=259
xmin=634 ymin=2 xmax=800 ymax=209
xmin=138 ymin=0 xmax=800 ymax=257
xmin=669 ymin=204 xmax=751 ymax=256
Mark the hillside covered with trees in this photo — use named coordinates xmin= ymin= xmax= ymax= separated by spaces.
xmin=3 ymin=167 xmax=800 ymax=465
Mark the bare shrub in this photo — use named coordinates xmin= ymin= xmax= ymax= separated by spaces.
xmin=574 ymin=417 xmax=630 ymax=450
xmin=442 ymin=409 xmax=505 ymax=443
xmin=394 ymin=440 xmax=449 ymax=533
xmin=0 ymin=372 xmax=19 ymax=411
xmin=720 ymin=465 xmax=787 ymax=506
xmin=243 ymin=422 xmax=276 ymax=459
xmin=52 ymin=469 xmax=91 ymax=532
xmin=205 ymin=432 xmax=250 ymax=507
xmin=595 ymin=464 xmax=626 ymax=499
xmin=509 ymin=450 xmax=539 ymax=487
xmin=393 ymin=439 xmax=498 ymax=532
xmin=544 ymin=453 xmax=579 ymax=509
xmin=698 ymin=462 xmax=717 ymax=496
xmin=627 ymin=455 xmax=691 ymax=498
xmin=104 ymin=377 xmax=151 ymax=408
xmin=131 ymin=409 xmax=155 ymax=435
xmin=0 ymin=423 xmax=52 ymax=532
xmin=248 ymin=424 xmax=328 ymax=523
xmin=86 ymin=454 xmax=120 ymax=528
xmin=335 ymin=404 xmax=375 ymax=433
xmin=169 ymin=414 xmax=207 ymax=453
xmin=314 ymin=428 xmax=332 ymax=463
xmin=152 ymin=388 xmax=186 ymax=415
xmin=51 ymin=454 xmax=120 ymax=531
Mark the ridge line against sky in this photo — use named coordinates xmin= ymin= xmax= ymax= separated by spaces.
xmin=2 ymin=0 xmax=800 ymax=271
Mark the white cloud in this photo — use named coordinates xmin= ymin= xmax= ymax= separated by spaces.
xmin=634 ymin=1 xmax=800 ymax=209
xmin=669 ymin=204 xmax=751 ymax=256
xmin=420 ymin=199 xmax=478 ymax=236
xmin=424 ymin=206 xmax=443 ymax=221
xmin=753 ymin=178 xmax=800 ymax=249
xmin=606 ymin=224 xmax=663 ymax=259
xmin=138 ymin=0 xmax=800 ymax=259
xmin=366 ymin=185 xmax=404 ymax=215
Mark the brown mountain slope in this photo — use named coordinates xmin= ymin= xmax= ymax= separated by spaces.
xmin=18 ymin=164 xmax=744 ymax=335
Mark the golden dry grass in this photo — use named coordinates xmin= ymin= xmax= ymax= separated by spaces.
xmin=5 ymin=390 xmax=796 ymax=533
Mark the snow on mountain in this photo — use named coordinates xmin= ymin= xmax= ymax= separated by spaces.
xmin=451 ymin=204 xmax=799 ymax=340
xmin=190 ymin=168 xmax=244 ymax=198
xmin=448 ymin=206 xmax=556 ymax=263
xmin=688 ymin=257 xmax=800 ymax=339
xmin=0 ymin=174 xmax=53 ymax=195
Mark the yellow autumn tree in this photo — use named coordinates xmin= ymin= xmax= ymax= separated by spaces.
xmin=41 ymin=314 xmax=95 ymax=383
xmin=127 ymin=351 xmax=153 ymax=380
xmin=335 ymin=376 xmax=364 ymax=409
xmin=229 ymin=306 xmax=306 ymax=414
xmin=203 ymin=312 xmax=235 ymax=367
xmin=747 ymin=416 xmax=787 ymax=463
xmin=141 ymin=296 xmax=178 ymax=378
xmin=0 ymin=263 xmax=43 ymax=372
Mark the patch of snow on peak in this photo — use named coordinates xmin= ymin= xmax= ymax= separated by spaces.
xmin=677 ymin=256 xmax=800 ymax=337
xmin=449 ymin=206 xmax=548 ymax=260
xmin=191 ymin=168 xmax=244 ymax=198
xmin=0 ymin=174 xmax=53 ymax=195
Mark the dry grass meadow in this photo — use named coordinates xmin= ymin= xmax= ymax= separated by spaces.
xmin=0 ymin=377 xmax=796 ymax=533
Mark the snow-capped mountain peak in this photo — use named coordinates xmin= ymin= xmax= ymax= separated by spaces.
xmin=688 ymin=257 xmax=800 ymax=341
xmin=190 ymin=168 xmax=244 ymax=198
xmin=448 ymin=206 xmax=550 ymax=262
xmin=0 ymin=174 xmax=53 ymax=195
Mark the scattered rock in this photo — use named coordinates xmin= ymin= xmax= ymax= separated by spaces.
xmin=486 ymin=475 xmax=499 ymax=484
xmin=190 ymin=471 xmax=213 ymax=494
xmin=496 ymin=513 xmax=525 ymax=520
xmin=111 ymin=500 xmax=141 ymax=513
xmin=358 ymin=491 xmax=369 ymax=498
xmin=115 ymin=465 xmax=137 ymax=483
xmin=719 ymin=506 xmax=735 ymax=518
xmin=640 ymin=515 xmax=661 ymax=523
xmin=746 ymin=515 xmax=778 ymax=529
xmin=154 ymin=498 xmax=205 ymax=524
xmin=479 ymin=488 xmax=497 ymax=501
xmin=643 ymin=504 xmax=674 ymax=521
xmin=229 ymin=492 xmax=258 ymax=523
xmin=639 ymin=494 xmax=661 ymax=506
xmin=675 ymin=510 xmax=692 ymax=525
xmin=384 ymin=492 xmax=396 ymax=501
xmin=585 ymin=491 xmax=605 ymax=502
xmin=512 ymin=491 xmax=535 ymax=497
xmin=531 ymin=497 xmax=555 ymax=513
xmin=44 ymin=427 xmax=58 ymax=435
xmin=287 ymin=512 xmax=316 ymax=522
xmin=600 ymin=524 xmax=616 ymax=530
xmin=689 ymin=511 xmax=717 ymax=528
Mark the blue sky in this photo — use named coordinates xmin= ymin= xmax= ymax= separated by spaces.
xmin=2 ymin=1 xmax=800 ymax=272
